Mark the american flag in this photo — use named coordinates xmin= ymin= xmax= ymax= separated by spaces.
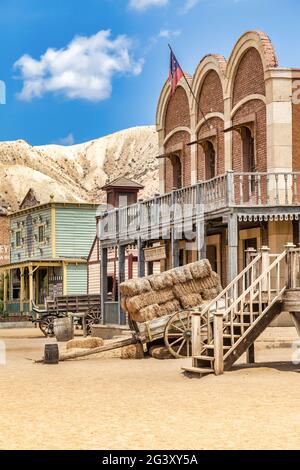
xmin=169 ymin=48 xmax=183 ymax=95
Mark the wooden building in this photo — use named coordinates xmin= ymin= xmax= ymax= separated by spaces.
xmin=98 ymin=31 xmax=300 ymax=324
xmin=0 ymin=193 xmax=98 ymax=316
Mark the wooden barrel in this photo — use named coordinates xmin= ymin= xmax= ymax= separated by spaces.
xmin=44 ymin=344 xmax=59 ymax=364
xmin=53 ymin=317 xmax=74 ymax=342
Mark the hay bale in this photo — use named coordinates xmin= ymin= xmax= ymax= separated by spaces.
xmin=173 ymin=280 xmax=199 ymax=297
xmin=66 ymin=337 xmax=104 ymax=350
xmin=121 ymin=343 xmax=144 ymax=359
xmin=158 ymin=299 xmax=181 ymax=316
xmin=178 ymin=293 xmax=203 ymax=309
xmin=182 ymin=265 xmax=193 ymax=281
xmin=201 ymin=286 xmax=222 ymax=300
xmin=189 ymin=259 xmax=212 ymax=279
xmin=131 ymin=304 xmax=161 ymax=323
xmin=148 ymin=272 xmax=174 ymax=290
xmin=149 ymin=345 xmax=175 ymax=360
xmin=126 ymin=289 xmax=174 ymax=314
xmin=120 ymin=278 xmax=151 ymax=297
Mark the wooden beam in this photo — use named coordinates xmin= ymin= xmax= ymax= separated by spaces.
xmin=213 ymin=311 xmax=224 ymax=375
xmin=137 ymin=238 xmax=145 ymax=277
xmin=118 ymin=244 xmax=126 ymax=325
xmin=100 ymin=246 xmax=108 ymax=324
xmin=227 ymin=213 xmax=238 ymax=285
xmin=20 ymin=267 xmax=24 ymax=314
xmin=51 ymin=206 xmax=56 ymax=257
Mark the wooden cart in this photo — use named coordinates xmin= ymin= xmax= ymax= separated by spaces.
xmin=31 ymin=294 xmax=101 ymax=337
xmin=129 ymin=309 xmax=194 ymax=358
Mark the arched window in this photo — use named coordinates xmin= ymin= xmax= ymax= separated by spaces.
xmin=171 ymin=154 xmax=182 ymax=189
xmin=204 ymin=141 xmax=216 ymax=180
xmin=241 ymin=127 xmax=255 ymax=173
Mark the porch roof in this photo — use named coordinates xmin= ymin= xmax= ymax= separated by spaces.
xmin=0 ymin=257 xmax=87 ymax=271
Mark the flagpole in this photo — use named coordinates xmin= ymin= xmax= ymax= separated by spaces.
xmin=168 ymin=44 xmax=211 ymax=130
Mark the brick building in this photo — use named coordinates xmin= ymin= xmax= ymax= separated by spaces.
xmin=99 ymin=31 xmax=300 ymax=324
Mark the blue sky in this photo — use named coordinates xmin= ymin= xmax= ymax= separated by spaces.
xmin=0 ymin=0 xmax=300 ymax=145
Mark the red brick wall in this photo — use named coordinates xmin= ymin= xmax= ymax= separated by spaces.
xmin=197 ymin=70 xmax=224 ymax=119
xmin=0 ymin=215 xmax=10 ymax=266
xmin=165 ymin=86 xmax=190 ymax=136
xmin=233 ymin=48 xmax=266 ymax=106
xmin=197 ymin=117 xmax=225 ymax=181
xmin=164 ymin=131 xmax=191 ymax=192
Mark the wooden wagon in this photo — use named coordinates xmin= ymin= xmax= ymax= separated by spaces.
xmin=31 ymin=294 xmax=101 ymax=337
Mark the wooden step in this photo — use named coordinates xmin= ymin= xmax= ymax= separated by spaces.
xmin=223 ymin=334 xmax=240 ymax=339
xmin=194 ymin=355 xmax=215 ymax=362
xmin=205 ymin=345 xmax=231 ymax=351
xmin=225 ymin=322 xmax=251 ymax=327
xmin=182 ymin=366 xmax=214 ymax=375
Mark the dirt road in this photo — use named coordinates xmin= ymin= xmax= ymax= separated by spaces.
xmin=0 ymin=328 xmax=299 ymax=450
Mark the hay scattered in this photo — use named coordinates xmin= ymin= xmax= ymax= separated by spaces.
xmin=149 ymin=345 xmax=175 ymax=360
xmin=66 ymin=337 xmax=104 ymax=350
xmin=178 ymin=293 xmax=203 ymax=309
xmin=121 ymin=343 xmax=144 ymax=359
xmin=132 ymin=304 xmax=161 ymax=322
xmin=120 ymin=278 xmax=151 ymax=297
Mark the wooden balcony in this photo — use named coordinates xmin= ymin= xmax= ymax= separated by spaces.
xmin=99 ymin=171 xmax=300 ymax=243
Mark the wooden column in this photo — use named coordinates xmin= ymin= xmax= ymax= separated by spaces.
xmin=137 ymin=238 xmax=145 ymax=278
xmin=29 ymin=264 xmax=33 ymax=313
xmin=261 ymin=246 xmax=270 ymax=291
xmin=192 ymin=314 xmax=202 ymax=368
xmin=227 ymin=213 xmax=238 ymax=285
xmin=20 ymin=267 xmax=24 ymax=314
xmin=171 ymin=228 xmax=180 ymax=268
xmin=100 ymin=245 xmax=108 ymax=324
xmin=118 ymin=244 xmax=126 ymax=325
xmin=213 ymin=311 xmax=224 ymax=375
xmin=285 ymin=242 xmax=296 ymax=289
xmin=3 ymin=270 xmax=8 ymax=313
xmin=196 ymin=218 xmax=206 ymax=260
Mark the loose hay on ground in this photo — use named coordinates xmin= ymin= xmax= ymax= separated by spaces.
xmin=121 ymin=343 xmax=144 ymax=359
xmin=66 ymin=337 xmax=104 ymax=350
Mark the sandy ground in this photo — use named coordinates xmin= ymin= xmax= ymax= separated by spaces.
xmin=0 ymin=328 xmax=300 ymax=450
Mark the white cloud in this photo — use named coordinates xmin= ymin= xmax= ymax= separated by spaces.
xmin=55 ymin=133 xmax=75 ymax=146
xmin=158 ymin=29 xmax=181 ymax=39
xmin=181 ymin=0 xmax=200 ymax=14
xmin=129 ymin=0 xmax=169 ymax=11
xmin=14 ymin=30 xmax=143 ymax=102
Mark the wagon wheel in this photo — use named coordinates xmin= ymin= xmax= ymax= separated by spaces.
xmin=85 ymin=308 xmax=101 ymax=336
xmin=164 ymin=310 xmax=192 ymax=358
xmin=39 ymin=316 xmax=55 ymax=337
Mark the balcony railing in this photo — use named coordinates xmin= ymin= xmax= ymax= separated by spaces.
xmin=99 ymin=171 xmax=300 ymax=241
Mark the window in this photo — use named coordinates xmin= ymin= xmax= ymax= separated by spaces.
xmin=204 ymin=141 xmax=216 ymax=180
xmin=16 ymin=231 xmax=22 ymax=248
xmin=38 ymin=225 xmax=45 ymax=243
xmin=241 ymin=127 xmax=255 ymax=173
xmin=171 ymin=154 xmax=182 ymax=189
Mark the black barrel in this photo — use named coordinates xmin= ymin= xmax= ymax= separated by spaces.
xmin=44 ymin=344 xmax=59 ymax=364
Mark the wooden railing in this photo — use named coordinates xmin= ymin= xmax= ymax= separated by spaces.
xmin=99 ymin=171 xmax=300 ymax=241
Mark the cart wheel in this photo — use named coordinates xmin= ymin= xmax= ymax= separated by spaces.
xmin=85 ymin=308 xmax=101 ymax=336
xmin=39 ymin=316 xmax=55 ymax=337
xmin=164 ymin=310 xmax=192 ymax=358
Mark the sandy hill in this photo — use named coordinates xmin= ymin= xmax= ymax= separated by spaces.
xmin=0 ymin=125 xmax=159 ymax=210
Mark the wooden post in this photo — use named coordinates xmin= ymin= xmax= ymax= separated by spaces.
xmin=100 ymin=245 xmax=108 ymax=324
xmin=227 ymin=212 xmax=238 ymax=285
xmin=245 ymin=247 xmax=256 ymax=287
xmin=29 ymin=264 xmax=33 ymax=313
xmin=137 ymin=238 xmax=145 ymax=277
xmin=261 ymin=246 xmax=270 ymax=292
xmin=196 ymin=217 xmax=206 ymax=260
xmin=226 ymin=170 xmax=234 ymax=206
xmin=20 ymin=267 xmax=24 ymax=314
xmin=192 ymin=314 xmax=202 ymax=368
xmin=118 ymin=244 xmax=126 ymax=325
xmin=171 ymin=228 xmax=180 ymax=268
xmin=246 ymin=343 xmax=255 ymax=364
xmin=285 ymin=243 xmax=296 ymax=289
xmin=213 ymin=311 xmax=224 ymax=376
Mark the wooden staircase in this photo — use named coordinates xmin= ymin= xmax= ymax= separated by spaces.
xmin=183 ymin=245 xmax=291 ymax=377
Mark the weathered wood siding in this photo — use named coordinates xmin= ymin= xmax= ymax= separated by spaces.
xmin=67 ymin=263 xmax=88 ymax=295
xmin=88 ymin=262 xmax=100 ymax=294
xmin=10 ymin=207 xmax=52 ymax=262
xmin=56 ymin=206 xmax=97 ymax=258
